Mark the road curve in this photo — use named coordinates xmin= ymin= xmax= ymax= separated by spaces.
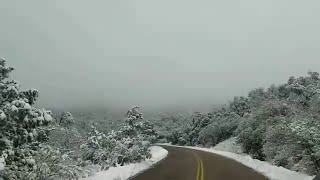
xmin=131 ymin=145 xmax=269 ymax=180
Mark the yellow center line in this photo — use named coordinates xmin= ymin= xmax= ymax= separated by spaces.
xmin=196 ymin=159 xmax=200 ymax=180
xmin=194 ymin=152 xmax=205 ymax=180
xmin=200 ymin=159 xmax=204 ymax=180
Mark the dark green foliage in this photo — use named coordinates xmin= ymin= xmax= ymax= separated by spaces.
xmin=199 ymin=112 xmax=239 ymax=147
xmin=235 ymin=72 xmax=320 ymax=174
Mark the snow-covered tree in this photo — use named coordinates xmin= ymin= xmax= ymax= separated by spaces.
xmin=48 ymin=125 xmax=84 ymax=154
xmin=188 ymin=112 xmax=211 ymax=145
xmin=0 ymin=59 xmax=53 ymax=169
xmin=199 ymin=112 xmax=240 ymax=147
xmin=229 ymin=96 xmax=251 ymax=117
xmin=60 ymin=112 xmax=75 ymax=128
xmin=80 ymin=107 xmax=152 ymax=169
xmin=0 ymin=59 xmax=87 ymax=179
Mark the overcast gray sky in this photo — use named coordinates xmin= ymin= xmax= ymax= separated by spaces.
xmin=1 ymin=0 xmax=320 ymax=111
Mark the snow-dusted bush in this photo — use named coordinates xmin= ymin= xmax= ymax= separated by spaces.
xmin=212 ymin=137 xmax=243 ymax=154
xmin=261 ymin=113 xmax=320 ymax=175
xmin=168 ymin=112 xmax=212 ymax=146
xmin=199 ymin=112 xmax=239 ymax=147
xmin=263 ymin=118 xmax=301 ymax=167
xmin=236 ymin=100 xmax=296 ymax=160
xmin=60 ymin=112 xmax=75 ymax=128
xmin=0 ymin=59 xmax=85 ymax=179
xmin=0 ymin=59 xmax=57 ymax=177
xmin=2 ymin=144 xmax=84 ymax=180
xmin=80 ymin=107 xmax=153 ymax=170
xmin=235 ymin=72 xmax=320 ymax=174
xmin=228 ymin=96 xmax=251 ymax=117
xmin=48 ymin=124 xmax=85 ymax=155
xmin=188 ymin=112 xmax=211 ymax=146
xmin=167 ymin=127 xmax=190 ymax=145
xmin=80 ymin=126 xmax=115 ymax=169
xmin=289 ymin=114 xmax=320 ymax=174
xmin=236 ymin=117 xmax=266 ymax=160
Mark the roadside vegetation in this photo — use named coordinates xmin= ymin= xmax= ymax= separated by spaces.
xmin=168 ymin=71 xmax=320 ymax=175
xmin=0 ymin=59 xmax=158 ymax=179
xmin=1 ymin=58 xmax=319 ymax=178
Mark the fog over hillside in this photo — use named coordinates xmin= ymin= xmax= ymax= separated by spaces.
xmin=1 ymin=1 xmax=320 ymax=179
xmin=1 ymin=0 xmax=320 ymax=111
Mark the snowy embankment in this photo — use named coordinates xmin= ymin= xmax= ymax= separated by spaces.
xmin=189 ymin=146 xmax=313 ymax=180
xmin=208 ymin=138 xmax=314 ymax=180
xmin=82 ymin=146 xmax=168 ymax=180
xmin=164 ymin=138 xmax=314 ymax=180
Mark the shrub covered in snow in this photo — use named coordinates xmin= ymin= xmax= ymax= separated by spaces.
xmin=0 ymin=59 xmax=58 ymax=178
xmin=60 ymin=112 xmax=75 ymax=128
xmin=2 ymin=144 xmax=84 ymax=180
xmin=199 ymin=112 xmax=239 ymax=147
xmin=47 ymin=124 xmax=85 ymax=156
xmin=168 ymin=112 xmax=212 ymax=146
xmin=235 ymin=73 xmax=320 ymax=174
xmin=0 ymin=59 xmax=86 ymax=179
xmin=80 ymin=107 xmax=154 ymax=171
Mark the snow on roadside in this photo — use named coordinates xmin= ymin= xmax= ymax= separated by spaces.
xmin=165 ymin=143 xmax=313 ymax=180
xmin=82 ymin=146 xmax=168 ymax=180
xmin=210 ymin=138 xmax=314 ymax=180
xmin=189 ymin=146 xmax=313 ymax=180
xmin=212 ymin=137 xmax=244 ymax=154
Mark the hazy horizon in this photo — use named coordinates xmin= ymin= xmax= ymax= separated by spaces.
xmin=1 ymin=0 xmax=320 ymax=111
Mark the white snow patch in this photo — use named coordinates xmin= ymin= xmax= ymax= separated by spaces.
xmin=44 ymin=113 xmax=53 ymax=121
xmin=0 ymin=111 xmax=6 ymax=120
xmin=24 ymin=103 xmax=31 ymax=110
xmin=212 ymin=137 xmax=244 ymax=154
xmin=82 ymin=146 xmax=168 ymax=180
xmin=7 ymin=86 xmax=18 ymax=94
xmin=11 ymin=105 xmax=18 ymax=112
xmin=0 ymin=157 xmax=5 ymax=170
xmin=166 ymin=144 xmax=313 ymax=180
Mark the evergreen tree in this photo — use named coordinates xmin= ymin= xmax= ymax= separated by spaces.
xmin=60 ymin=112 xmax=75 ymax=128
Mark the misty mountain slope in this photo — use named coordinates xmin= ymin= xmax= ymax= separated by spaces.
xmin=3 ymin=0 xmax=320 ymax=111
xmin=71 ymin=110 xmax=124 ymax=135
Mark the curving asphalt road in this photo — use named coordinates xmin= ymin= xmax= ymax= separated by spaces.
xmin=131 ymin=145 xmax=269 ymax=180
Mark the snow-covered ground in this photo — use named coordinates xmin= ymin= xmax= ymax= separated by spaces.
xmin=212 ymin=137 xmax=244 ymax=154
xmin=210 ymin=138 xmax=314 ymax=180
xmin=82 ymin=146 xmax=168 ymax=180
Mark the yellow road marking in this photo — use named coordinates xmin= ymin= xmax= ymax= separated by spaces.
xmin=200 ymin=159 xmax=204 ymax=180
xmin=194 ymin=154 xmax=204 ymax=180
xmin=193 ymin=151 xmax=204 ymax=180
xmin=196 ymin=159 xmax=200 ymax=180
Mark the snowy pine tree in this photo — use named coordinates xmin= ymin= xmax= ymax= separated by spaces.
xmin=0 ymin=59 xmax=61 ymax=179
xmin=60 ymin=112 xmax=75 ymax=128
